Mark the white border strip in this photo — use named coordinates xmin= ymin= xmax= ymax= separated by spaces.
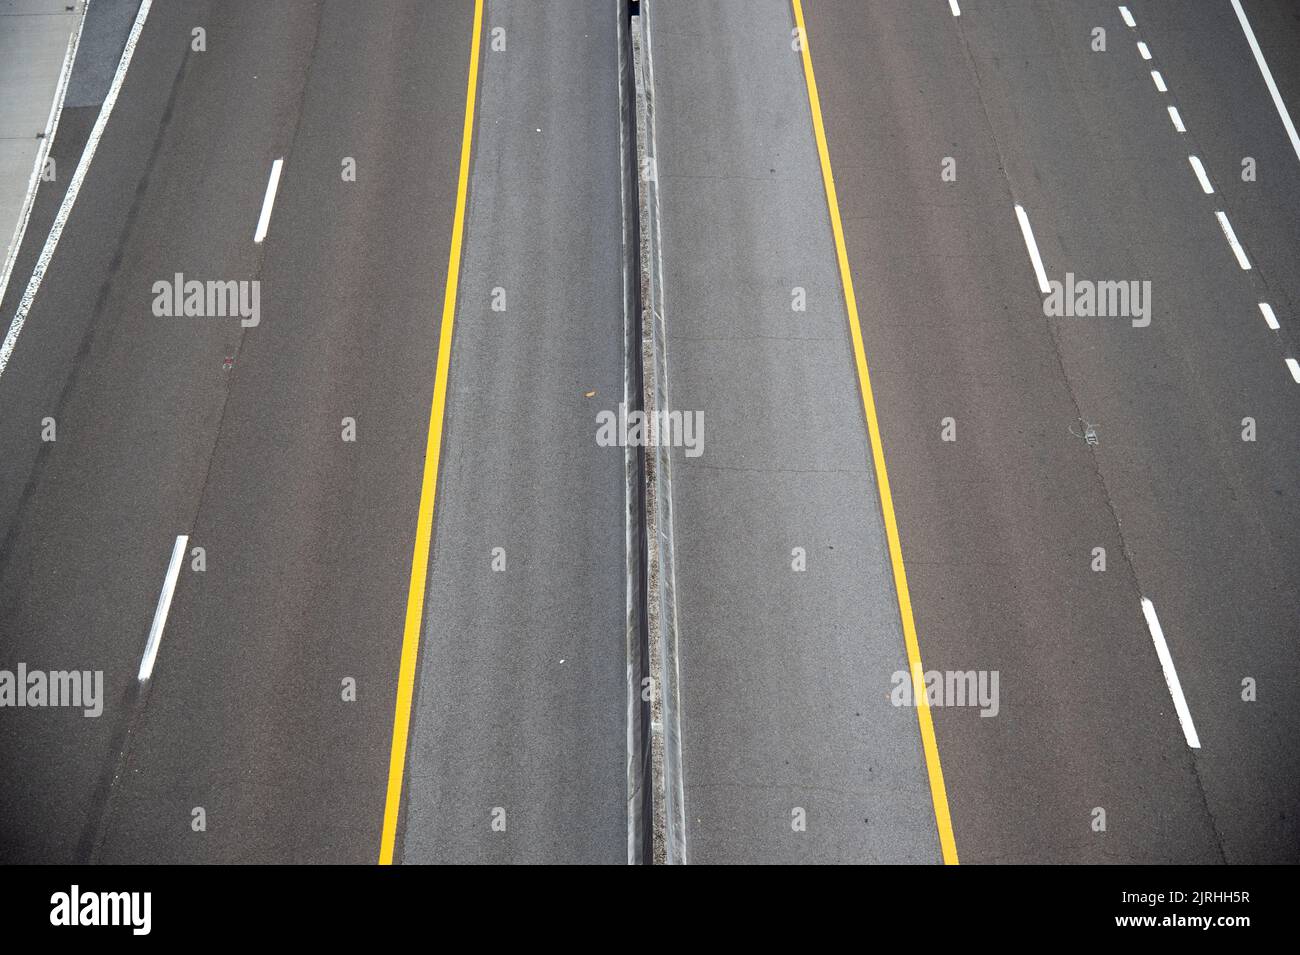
xmin=0 ymin=4 xmax=87 ymax=310
xmin=1141 ymin=598 xmax=1201 ymax=749
xmin=1259 ymin=302 xmax=1279 ymax=330
xmin=1215 ymin=210 xmax=1252 ymax=269
xmin=1230 ymin=0 xmax=1300 ymax=165
xmin=138 ymin=534 xmax=188 ymax=681
xmin=0 ymin=0 xmax=155 ymax=381
xmin=1119 ymin=6 xmax=1136 ymax=29
xmin=1188 ymin=155 xmax=1214 ymax=194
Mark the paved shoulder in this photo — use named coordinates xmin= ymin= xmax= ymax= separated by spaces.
xmin=648 ymin=0 xmax=942 ymax=864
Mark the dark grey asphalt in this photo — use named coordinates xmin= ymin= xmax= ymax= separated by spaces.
xmin=2 ymin=0 xmax=1297 ymax=866
xmin=0 ymin=0 xmax=472 ymax=862
xmin=801 ymin=0 xmax=1300 ymax=862
xmin=399 ymin=0 xmax=630 ymax=865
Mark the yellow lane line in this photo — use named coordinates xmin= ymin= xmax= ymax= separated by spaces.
xmin=379 ymin=0 xmax=484 ymax=866
xmin=791 ymin=0 xmax=959 ymax=865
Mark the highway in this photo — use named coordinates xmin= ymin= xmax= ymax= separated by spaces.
xmin=0 ymin=0 xmax=1296 ymax=866
xmin=0 ymin=0 xmax=476 ymax=862
xmin=794 ymin=0 xmax=1300 ymax=863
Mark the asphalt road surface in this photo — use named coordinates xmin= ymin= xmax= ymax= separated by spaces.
xmin=0 ymin=0 xmax=475 ymax=863
xmin=0 ymin=0 xmax=1296 ymax=865
xmin=398 ymin=0 xmax=630 ymax=865
xmin=646 ymin=0 xmax=941 ymax=864
xmin=794 ymin=0 xmax=1300 ymax=863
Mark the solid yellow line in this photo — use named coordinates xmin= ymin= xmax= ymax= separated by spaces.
xmin=378 ymin=0 xmax=483 ymax=866
xmin=791 ymin=0 xmax=959 ymax=865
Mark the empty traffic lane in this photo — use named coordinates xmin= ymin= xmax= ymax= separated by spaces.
xmin=397 ymin=0 xmax=631 ymax=864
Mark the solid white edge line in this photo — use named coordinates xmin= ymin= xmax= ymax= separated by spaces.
xmin=1014 ymin=204 xmax=1050 ymax=294
xmin=1140 ymin=598 xmax=1201 ymax=749
xmin=1137 ymin=41 xmax=1151 ymax=60
xmin=1287 ymin=357 xmax=1300 ymax=383
xmin=949 ymin=0 xmax=961 ymax=16
xmin=1259 ymin=302 xmax=1279 ymax=330
xmin=0 ymin=0 xmax=154 ymax=382
xmin=1230 ymin=0 xmax=1300 ymax=166
xmin=1168 ymin=105 xmax=1186 ymax=132
xmin=253 ymin=158 xmax=284 ymax=244
xmin=138 ymin=534 xmax=188 ymax=682
xmin=0 ymin=4 xmax=87 ymax=309
xmin=1188 ymin=155 xmax=1214 ymax=194
xmin=1119 ymin=6 xmax=1136 ymax=29
xmin=1151 ymin=70 xmax=1167 ymax=93
xmin=1215 ymin=210 xmax=1252 ymax=269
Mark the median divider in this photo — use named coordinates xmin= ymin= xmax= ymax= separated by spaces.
xmin=630 ymin=1 xmax=687 ymax=866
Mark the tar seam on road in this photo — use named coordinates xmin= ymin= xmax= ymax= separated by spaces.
xmin=0 ymin=0 xmax=154 ymax=381
xmin=791 ymin=0 xmax=959 ymax=864
xmin=378 ymin=0 xmax=484 ymax=866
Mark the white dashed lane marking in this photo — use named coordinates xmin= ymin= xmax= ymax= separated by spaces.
xmin=1141 ymin=598 xmax=1201 ymax=750
xmin=254 ymin=158 xmax=285 ymax=244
